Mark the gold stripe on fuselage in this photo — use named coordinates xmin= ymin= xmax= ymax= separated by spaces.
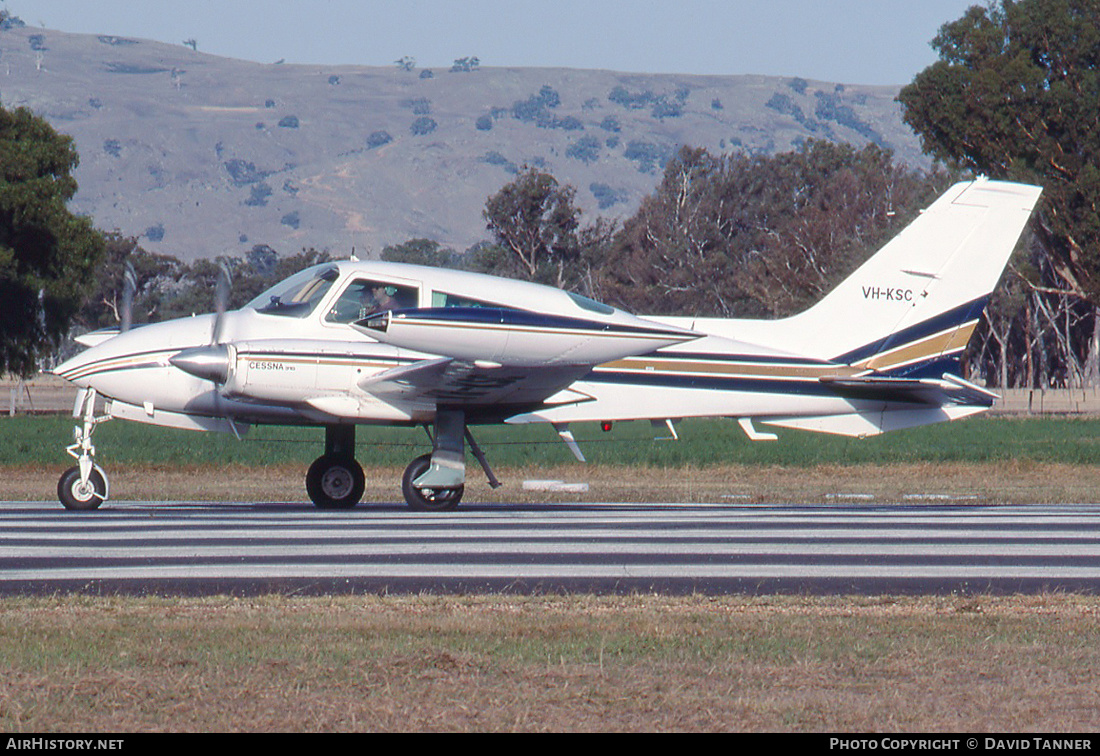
xmin=599 ymin=356 xmax=860 ymax=380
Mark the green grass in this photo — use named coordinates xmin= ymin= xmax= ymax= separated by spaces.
xmin=4 ymin=413 xmax=1100 ymax=468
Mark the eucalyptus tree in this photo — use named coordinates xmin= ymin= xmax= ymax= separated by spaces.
xmin=0 ymin=106 xmax=104 ymax=375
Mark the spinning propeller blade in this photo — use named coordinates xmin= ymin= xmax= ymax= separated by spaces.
xmin=119 ymin=261 xmax=136 ymax=333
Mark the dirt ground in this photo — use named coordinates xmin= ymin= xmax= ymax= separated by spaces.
xmin=7 ymin=459 xmax=1100 ymax=505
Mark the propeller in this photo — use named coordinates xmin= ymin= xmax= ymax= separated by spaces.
xmin=119 ymin=261 xmax=136 ymax=333
xmin=170 ymin=260 xmax=234 ymax=385
xmin=210 ymin=259 xmax=231 ymax=345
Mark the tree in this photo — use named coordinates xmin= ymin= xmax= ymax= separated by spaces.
xmin=598 ymin=142 xmax=945 ymax=318
xmin=897 ymin=0 xmax=1100 ymax=301
xmin=480 ymin=167 xmax=586 ymax=289
xmin=76 ymin=233 xmax=184 ymax=332
xmin=0 ymin=106 xmax=104 ymax=376
xmin=381 ymin=238 xmax=460 ymax=268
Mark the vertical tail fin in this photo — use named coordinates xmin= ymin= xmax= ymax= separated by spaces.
xmin=771 ymin=178 xmax=1042 ymax=375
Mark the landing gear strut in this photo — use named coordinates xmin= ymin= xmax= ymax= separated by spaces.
xmin=306 ymin=425 xmax=365 ymax=509
xmin=58 ymin=389 xmax=111 ymax=511
xmin=305 ymin=414 xmax=499 ymax=511
xmin=401 ymin=409 xmax=500 ymax=511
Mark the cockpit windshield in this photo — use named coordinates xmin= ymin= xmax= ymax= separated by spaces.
xmin=248 ymin=265 xmax=339 ymax=318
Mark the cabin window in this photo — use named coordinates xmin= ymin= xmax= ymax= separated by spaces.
xmin=567 ymin=291 xmax=615 ymax=315
xmin=325 ymin=279 xmax=419 ymax=323
xmin=431 ymin=291 xmax=500 ymax=309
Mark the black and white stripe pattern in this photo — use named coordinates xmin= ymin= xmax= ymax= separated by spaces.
xmin=4 ymin=501 xmax=1100 ymax=594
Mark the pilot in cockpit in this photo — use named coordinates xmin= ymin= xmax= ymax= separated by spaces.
xmin=370 ymin=285 xmax=398 ymax=311
xmin=327 ymin=281 xmax=412 ymax=323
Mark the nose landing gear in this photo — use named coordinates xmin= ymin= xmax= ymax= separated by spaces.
xmin=58 ymin=389 xmax=111 ymax=511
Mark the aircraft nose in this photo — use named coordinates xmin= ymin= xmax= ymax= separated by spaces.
xmin=169 ymin=344 xmax=232 ymax=384
xmin=52 ymin=350 xmax=94 ymax=384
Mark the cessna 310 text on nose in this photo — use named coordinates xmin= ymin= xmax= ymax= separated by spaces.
xmin=52 ymin=178 xmax=1042 ymax=511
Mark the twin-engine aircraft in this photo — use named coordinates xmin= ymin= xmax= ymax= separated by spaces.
xmin=52 ymin=178 xmax=1042 ymax=511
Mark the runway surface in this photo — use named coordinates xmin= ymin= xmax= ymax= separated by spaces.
xmin=4 ymin=500 xmax=1100 ymax=595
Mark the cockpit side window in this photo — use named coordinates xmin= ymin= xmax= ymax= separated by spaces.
xmin=325 ymin=279 xmax=419 ymax=323
xmin=250 ymin=266 xmax=339 ymax=318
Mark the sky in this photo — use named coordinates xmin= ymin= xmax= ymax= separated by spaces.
xmin=18 ymin=0 xmax=981 ymax=86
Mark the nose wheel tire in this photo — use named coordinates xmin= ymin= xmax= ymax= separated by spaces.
xmin=401 ymin=454 xmax=464 ymax=511
xmin=306 ymin=454 xmax=365 ymax=509
xmin=58 ymin=466 xmax=107 ymax=511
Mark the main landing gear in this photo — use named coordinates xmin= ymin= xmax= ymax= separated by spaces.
xmin=58 ymin=389 xmax=111 ymax=511
xmin=306 ymin=410 xmax=501 ymax=511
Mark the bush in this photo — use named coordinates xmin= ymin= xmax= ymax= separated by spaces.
xmin=608 ymin=85 xmax=655 ymax=110
xmin=245 ymin=183 xmax=273 ymax=207
xmin=623 ymin=141 xmax=671 ymax=174
xmin=590 ymin=183 xmax=628 ymax=209
xmin=766 ymin=92 xmax=806 ymax=123
xmin=566 ymin=135 xmax=601 ymax=164
xmin=451 ymin=56 xmax=480 ymax=73
xmin=814 ymin=91 xmax=878 ymax=141
xmin=224 ymin=159 xmax=269 ymax=186
xmin=475 ymin=115 xmax=493 ymax=131
xmin=480 ymin=151 xmax=518 ymax=174
xmin=410 ymin=116 xmax=437 ymax=136
xmin=511 ymin=86 xmax=578 ymax=129
xmin=366 ymin=131 xmax=393 ymax=149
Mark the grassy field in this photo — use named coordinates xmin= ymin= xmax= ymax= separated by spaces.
xmin=2 ymin=594 xmax=1099 ymax=732
xmin=7 ymin=413 xmax=1100 ymax=468
xmin=5 ymin=413 xmax=1100 ymax=504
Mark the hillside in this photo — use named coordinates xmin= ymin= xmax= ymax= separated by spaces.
xmin=0 ymin=25 xmax=927 ymax=262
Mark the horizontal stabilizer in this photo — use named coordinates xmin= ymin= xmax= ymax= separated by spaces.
xmin=761 ymin=403 xmax=989 ymax=438
xmin=819 ymin=373 xmax=999 ymax=407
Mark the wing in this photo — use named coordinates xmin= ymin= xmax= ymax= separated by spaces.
xmin=349 ymin=306 xmax=701 ymax=415
xmin=358 ymin=357 xmax=594 ymax=410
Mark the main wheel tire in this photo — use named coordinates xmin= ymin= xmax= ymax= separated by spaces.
xmin=401 ymin=453 xmax=464 ymax=511
xmin=58 ymin=466 xmax=107 ymax=511
xmin=306 ymin=454 xmax=365 ymax=509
